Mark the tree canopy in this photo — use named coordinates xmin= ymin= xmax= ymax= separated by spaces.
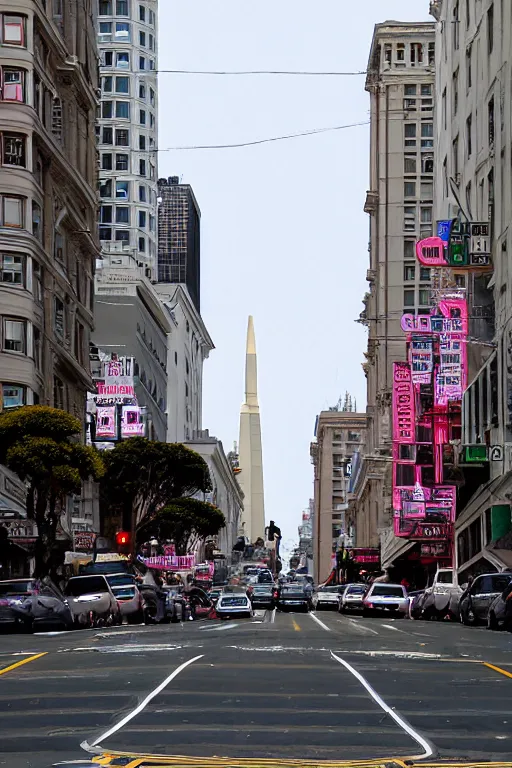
xmin=139 ymin=497 xmax=226 ymax=555
xmin=0 ymin=406 xmax=104 ymax=576
xmin=101 ymin=437 xmax=212 ymax=529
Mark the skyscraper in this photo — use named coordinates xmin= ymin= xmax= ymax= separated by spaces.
xmin=238 ymin=316 xmax=265 ymax=543
xmin=96 ymin=0 xmax=158 ymax=276
xmin=157 ymin=177 xmax=201 ymax=313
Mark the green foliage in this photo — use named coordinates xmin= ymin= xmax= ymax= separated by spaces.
xmin=101 ymin=437 xmax=212 ymax=528
xmin=0 ymin=406 xmax=81 ymax=463
xmin=139 ymin=497 xmax=226 ymax=555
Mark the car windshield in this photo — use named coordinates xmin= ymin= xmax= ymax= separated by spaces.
xmin=0 ymin=581 xmax=36 ymax=596
xmin=371 ymin=585 xmax=405 ymax=597
xmin=346 ymin=585 xmax=366 ymax=594
xmin=65 ymin=577 xmax=108 ymax=597
xmin=436 ymin=571 xmax=453 ymax=584
xmin=106 ymin=575 xmax=135 ymax=587
xmin=318 ymin=586 xmax=340 ymax=593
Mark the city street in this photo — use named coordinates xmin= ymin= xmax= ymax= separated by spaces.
xmin=1 ymin=611 xmax=512 ymax=767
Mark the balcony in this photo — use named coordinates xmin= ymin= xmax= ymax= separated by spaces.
xmin=364 ymin=190 xmax=379 ymax=215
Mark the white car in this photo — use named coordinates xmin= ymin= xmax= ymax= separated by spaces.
xmin=65 ymin=575 xmax=122 ymax=627
xmin=105 ymin=574 xmax=144 ymax=624
xmin=216 ymin=588 xmax=253 ymax=619
xmin=338 ymin=583 xmax=367 ymax=613
xmin=362 ymin=583 xmax=408 ymax=617
xmin=313 ymin=586 xmax=344 ymax=610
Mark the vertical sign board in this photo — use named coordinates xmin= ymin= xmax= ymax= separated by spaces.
xmin=393 ymin=363 xmax=416 ymax=444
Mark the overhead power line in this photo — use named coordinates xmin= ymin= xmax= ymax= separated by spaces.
xmin=158 ymin=121 xmax=370 ymax=151
xmin=157 ymin=69 xmax=367 ymax=76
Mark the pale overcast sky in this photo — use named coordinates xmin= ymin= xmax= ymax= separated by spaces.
xmin=158 ymin=0 xmax=432 ymax=546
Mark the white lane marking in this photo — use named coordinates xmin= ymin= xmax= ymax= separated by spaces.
xmin=381 ymin=623 xmax=407 ymax=633
xmin=330 ymin=651 xmax=433 ymax=760
xmin=271 ymin=608 xmax=276 ymax=623
xmin=342 ymin=650 xmax=442 ymax=659
xmin=346 ymin=619 xmax=379 ymax=636
xmin=199 ymin=623 xmax=239 ymax=632
xmin=33 ymin=631 xmax=74 ymax=637
xmin=309 ymin=611 xmax=331 ymax=631
xmin=83 ymin=654 xmax=203 ymax=750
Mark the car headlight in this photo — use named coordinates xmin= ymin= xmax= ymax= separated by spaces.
xmin=74 ymin=595 xmax=102 ymax=602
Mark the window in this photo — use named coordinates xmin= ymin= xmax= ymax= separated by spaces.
xmin=149 ymin=34 xmax=154 ymax=50
xmin=115 ymin=101 xmax=129 ymax=119
xmin=442 ymin=87 xmax=447 ymax=129
xmin=138 ymin=236 xmax=145 ymax=252
xmin=115 ymin=22 xmax=130 ymax=39
xmin=53 ymin=376 xmax=64 ymax=409
xmin=2 ymin=196 xmax=23 ymax=228
xmin=100 ymin=205 xmax=112 ymax=224
xmin=139 ymin=83 xmax=146 ymax=99
xmin=2 ymin=15 xmax=26 ymax=46
xmin=149 ymin=59 xmax=155 ymax=71
xmin=99 ymin=21 xmax=112 ymax=35
xmin=99 ymin=178 xmax=112 ymax=198
xmin=115 ymin=76 xmax=129 ymax=94
xmin=3 ymin=318 xmax=25 ymax=352
xmin=149 ymin=87 xmax=155 ymax=106
xmin=422 ymin=154 xmax=434 ymax=173
xmin=419 ymin=288 xmax=430 ymax=306
xmin=404 ymin=84 xmax=416 ymax=96
xmin=115 ymin=206 xmax=129 ymax=224
xmin=2 ymin=384 xmax=25 ymax=408
xmin=139 ymin=109 xmax=146 ymax=125
xmin=404 ymin=206 xmax=416 ymax=230
xmin=420 ymin=207 xmax=432 ymax=226
xmin=465 ymin=181 xmax=472 ymax=214
xmin=149 ymin=214 xmax=155 ymax=231
xmin=404 ymin=240 xmax=415 ymax=259
xmin=403 ymin=290 xmax=415 ymax=307
xmin=420 ymin=267 xmax=431 ymax=281
xmin=488 ymin=97 xmax=495 ymax=146
xmin=421 ymin=122 xmax=433 ymax=148
xmin=102 ymin=153 xmax=113 ymax=170
xmin=139 ymin=158 xmax=146 ymax=175
xmin=139 ymin=56 xmax=145 ymax=70
xmin=116 ymin=0 xmax=128 ymax=14
xmin=138 ymin=210 xmax=146 ymax=228
xmin=404 ymin=264 xmax=415 ymax=281
xmin=420 ymin=181 xmax=433 ymax=199
xmin=455 ymin=273 xmax=466 ymax=288
xmin=139 ymin=134 xmax=146 ymax=150
xmin=0 ymin=253 xmax=24 ymax=286
xmin=404 ymin=123 xmax=416 ymax=147
xmin=139 ymin=184 xmax=146 ymax=202
xmin=102 ymin=76 xmax=112 ymax=92
xmin=452 ymin=68 xmax=459 ymax=115
xmin=33 ymin=261 xmax=42 ymax=303
xmin=115 ymin=230 xmax=129 ymax=243
xmin=116 ymin=153 xmax=128 ymax=170
xmin=466 ymin=0 xmax=470 ymax=27
xmin=453 ymin=2 xmax=459 ymax=49
xmin=99 ymin=226 xmax=112 ymax=240
xmin=102 ymin=126 xmax=113 ymax=144
xmin=487 ymin=4 xmax=494 ymax=55
xmin=396 ymin=43 xmax=405 ymax=61
xmin=102 ymin=100 xmax=113 ymax=119
xmin=452 ymin=135 xmax=459 ymax=176
xmin=116 ymin=51 xmax=129 ymax=68
xmin=139 ymin=4 xmax=146 ymax=21
xmin=421 ymin=84 xmax=431 ymax=96
xmin=115 ymin=128 xmax=129 ymax=146
xmin=104 ymin=51 xmax=113 ymax=66
xmin=404 ymin=181 xmax=416 ymax=198
xmin=2 ymin=134 xmax=25 ymax=166
xmin=74 ymin=322 xmax=85 ymax=366
xmin=149 ymin=112 xmax=155 ymax=128
xmin=99 ymin=0 xmax=112 ymax=13
xmin=410 ymin=42 xmax=423 ymax=65
xmin=466 ymin=45 xmax=472 ymax=88
xmin=149 ymin=9 xmax=155 ymax=25
xmin=116 ymin=180 xmax=129 ymax=199
xmin=139 ymin=30 xmax=146 ymax=46
xmin=466 ymin=114 xmax=472 ymax=157
xmin=1 ymin=68 xmax=24 ymax=101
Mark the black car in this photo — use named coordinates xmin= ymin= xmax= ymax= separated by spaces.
xmin=488 ymin=580 xmax=512 ymax=630
xmin=459 ymin=573 xmax=512 ymax=625
xmin=276 ymin=584 xmax=309 ymax=612
xmin=251 ymin=584 xmax=276 ymax=609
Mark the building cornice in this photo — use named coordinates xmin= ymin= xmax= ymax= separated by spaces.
xmin=155 ymin=283 xmax=215 ymax=353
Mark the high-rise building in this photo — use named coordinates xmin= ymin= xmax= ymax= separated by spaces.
xmin=157 ymin=177 xmax=201 ymax=313
xmin=0 ymin=2 xmax=99 ymax=416
xmin=356 ymin=22 xmax=436 ymax=571
xmin=96 ymin=0 xmax=158 ymax=277
xmin=310 ymin=403 xmax=366 ymax=584
xmin=430 ymin=0 xmax=511 ymax=580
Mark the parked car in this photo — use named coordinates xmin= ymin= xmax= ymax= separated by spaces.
xmin=488 ymin=580 xmax=512 ymax=630
xmin=459 ymin=573 xmax=512 ymax=626
xmin=338 ymin=583 xmax=367 ymax=613
xmin=362 ymin=583 xmax=408 ymax=617
xmin=105 ymin=574 xmax=144 ymax=624
xmin=65 ymin=575 xmax=122 ymax=628
xmin=208 ymin=587 xmax=224 ymax=606
xmin=313 ymin=586 xmax=344 ymax=610
xmin=0 ymin=579 xmax=73 ymax=633
xmin=251 ymin=584 xmax=276 ymax=609
xmin=277 ymin=584 xmax=309 ymax=612
xmin=216 ymin=587 xmax=253 ymax=619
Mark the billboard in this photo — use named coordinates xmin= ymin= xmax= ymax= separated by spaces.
xmin=121 ymin=405 xmax=145 ymax=437
xmin=393 ymin=484 xmax=456 ymax=538
xmin=95 ymin=406 xmax=117 ymax=439
xmin=392 ymin=362 xmax=415 ymax=444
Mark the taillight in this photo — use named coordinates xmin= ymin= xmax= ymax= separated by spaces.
xmin=273 ymin=590 xmax=279 ymax=598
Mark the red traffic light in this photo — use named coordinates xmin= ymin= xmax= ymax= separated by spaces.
xmin=115 ymin=531 xmax=130 ymax=547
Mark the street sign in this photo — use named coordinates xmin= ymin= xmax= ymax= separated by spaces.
xmin=469 ymin=222 xmax=491 ymax=259
xmin=490 ymin=445 xmax=504 ymax=461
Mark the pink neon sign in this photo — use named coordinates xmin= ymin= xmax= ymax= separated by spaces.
xmin=416 ymin=236 xmax=448 ymax=267
xmin=392 ymin=362 xmax=415 ymax=444
xmin=96 ymin=406 xmax=116 ymax=438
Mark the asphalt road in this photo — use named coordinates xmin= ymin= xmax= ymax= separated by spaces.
xmin=1 ymin=608 xmax=512 ymax=767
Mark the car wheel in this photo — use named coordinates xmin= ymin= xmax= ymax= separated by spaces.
xmin=487 ymin=610 xmax=500 ymax=631
xmin=362 ymin=609 xmax=372 ymax=618
xmin=461 ymin=608 xmax=476 ymax=626
xmin=127 ymin=609 xmax=144 ymax=625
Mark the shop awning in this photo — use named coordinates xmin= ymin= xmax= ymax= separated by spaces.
xmin=381 ymin=536 xmax=415 ymax=569
xmin=456 ymin=471 xmax=512 ymax=533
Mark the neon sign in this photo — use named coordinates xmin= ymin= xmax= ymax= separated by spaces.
xmin=392 ymin=363 xmax=415 ymax=444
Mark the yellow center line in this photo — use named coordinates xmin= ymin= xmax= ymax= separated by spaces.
xmin=292 ymin=619 xmax=301 ymax=632
xmin=483 ymin=661 xmax=512 ymax=679
xmin=0 ymin=652 xmax=47 ymax=677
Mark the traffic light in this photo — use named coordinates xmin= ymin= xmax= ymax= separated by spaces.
xmin=115 ymin=531 xmax=131 ymax=551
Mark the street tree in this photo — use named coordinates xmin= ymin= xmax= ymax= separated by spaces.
xmin=139 ymin=498 xmax=226 ymax=555
xmin=100 ymin=437 xmax=212 ymax=531
xmin=0 ymin=406 xmax=105 ymax=577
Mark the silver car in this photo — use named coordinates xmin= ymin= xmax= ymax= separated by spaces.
xmin=362 ymin=583 xmax=408 ymax=617
xmin=313 ymin=586 xmax=344 ymax=610
xmin=216 ymin=587 xmax=253 ymax=619
xmin=105 ymin=574 xmax=144 ymax=624
xmin=65 ymin=575 xmax=122 ymax=628
xmin=338 ymin=583 xmax=367 ymax=613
